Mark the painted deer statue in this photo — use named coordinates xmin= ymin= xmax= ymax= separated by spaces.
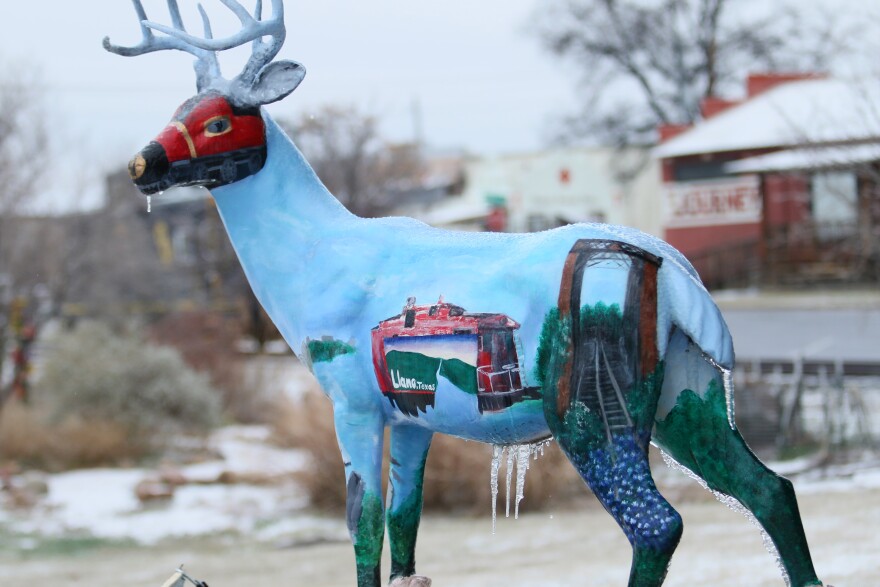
xmin=105 ymin=2 xmax=826 ymax=586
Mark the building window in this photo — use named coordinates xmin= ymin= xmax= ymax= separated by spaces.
xmin=673 ymin=161 xmax=728 ymax=182
xmin=811 ymin=171 xmax=857 ymax=239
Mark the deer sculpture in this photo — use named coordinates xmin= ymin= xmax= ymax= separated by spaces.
xmin=105 ymin=2 xmax=826 ymax=586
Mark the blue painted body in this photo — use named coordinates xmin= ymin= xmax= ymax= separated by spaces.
xmin=107 ymin=2 xmax=826 ymax=581
xmin=213 ymin=116 xmax=733 ymax=449
xmin=207 ymin=118 xmax=761 ymax=587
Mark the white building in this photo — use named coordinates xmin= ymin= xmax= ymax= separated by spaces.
xmin=413 ymin=147 xmax=663 ymax=236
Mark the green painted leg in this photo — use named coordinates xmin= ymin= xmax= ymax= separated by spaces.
xmin=655 ymin=375 xmax=823 ymax=587
xmin=351 ymin=485 xmax=385 ymax=587
xmin=336 ymin=413 xmax=386 ymax=587
xmin=386 ymin=424 xmax=433 ymax=582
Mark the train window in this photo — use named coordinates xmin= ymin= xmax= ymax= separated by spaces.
xmin=429 ymin=306 xmax=438 ymax=316
xmin=448 ymin=307 xmax=464 ymax=317
xmin=404 ymin=309 xmax=416 ymax=328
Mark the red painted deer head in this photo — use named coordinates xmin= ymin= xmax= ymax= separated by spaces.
xmin=104 ymin=0 xmax=304 ymax=195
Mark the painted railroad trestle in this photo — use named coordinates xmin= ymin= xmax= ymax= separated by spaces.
xmin=556 ymin=239 xmax=664 ymax=445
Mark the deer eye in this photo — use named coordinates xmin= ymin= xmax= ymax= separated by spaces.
xmin=204 ymin=116 xmax=231 ymax=136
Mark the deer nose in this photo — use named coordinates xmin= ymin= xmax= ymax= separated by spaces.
xmin=130 ymin=142 xmax=170 ymax=191
xmin=128 ymin=154 xmax=146 ymax=180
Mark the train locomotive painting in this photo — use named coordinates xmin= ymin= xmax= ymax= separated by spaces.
xmin=371 ymin=298 xmax=541 ymax=417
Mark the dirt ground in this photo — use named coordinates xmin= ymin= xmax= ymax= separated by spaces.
xmin=1 ymin=479 xmax=877 ymax=587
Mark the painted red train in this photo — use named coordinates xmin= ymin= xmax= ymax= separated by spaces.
xmin=371 ymin=298 xmax=540 ymax=416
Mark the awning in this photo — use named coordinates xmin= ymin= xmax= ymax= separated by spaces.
xmin=416 ymin=198 xmax=489 ymax=226
xmin=725 ymin=143 xmax=880 ymax=174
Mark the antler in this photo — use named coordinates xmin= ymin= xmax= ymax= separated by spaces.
xmin=103 ymin=0 xmax=223 ymax=92
xmin=142 ymin=0 xmax=285 ymax=87
xmin=104 ymin=0 xmax=287 ymax=94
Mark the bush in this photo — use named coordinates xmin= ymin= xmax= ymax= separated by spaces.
xmin=271 ymin=385 xmax=584 ymax=514
xmin=0 ymin=402 xmax=139 ymax=469
xmin=149 ymin=311 xmax=273 ymax=424
xmin=11 ymin=322 xmax=223 ymax=466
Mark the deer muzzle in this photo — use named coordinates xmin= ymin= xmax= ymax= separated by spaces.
xmin=130 ymin=142 xmax=170 ymax=194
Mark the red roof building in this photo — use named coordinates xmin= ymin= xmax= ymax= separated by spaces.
xmin=654 ymin=74 xmax=880 ymax=288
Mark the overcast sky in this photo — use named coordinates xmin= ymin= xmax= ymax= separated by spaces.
xmin=1 ymin=0 xmax=582 ymax=210
xmin=0 ymin=0 xmax=874 ymax=210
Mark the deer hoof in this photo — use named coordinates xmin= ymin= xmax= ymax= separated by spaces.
xmin=390 ymin=576 xmax=432 ymax=587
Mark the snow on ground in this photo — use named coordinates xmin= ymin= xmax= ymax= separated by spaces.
xmin=2 ymin=475 xmax=878 ymax=587
xmin=0 ymin=425 xmax=342 ymax=547
xmin=1 ymin=418 xmax=878 ymax=585
xmin=10 ymin=469 xmax=297 ymax=544
xmin=185 ymin=425 xmax=309 ymax=482
xmin=784 ymin=459 xmax=880 ymax=495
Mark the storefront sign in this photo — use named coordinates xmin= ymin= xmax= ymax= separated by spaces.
xmin=665 ymin=175 xmax=761 ymax=228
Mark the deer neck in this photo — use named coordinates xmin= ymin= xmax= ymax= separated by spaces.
xmin=209 ymin=112 xmax=356 ymax=344
xmin=211 ymin=112 xmax=352 ymax=227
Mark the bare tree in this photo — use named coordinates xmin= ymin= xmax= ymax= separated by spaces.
xmin=535 ymin=0 xmax=862 ymax=147
xmin=282 ymin=105 xmax=423 ymax=217
xmin=0 ymin=64 xmax=49 ymax=404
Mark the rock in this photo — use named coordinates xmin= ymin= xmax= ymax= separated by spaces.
xmin=19 ymin=471 xmax=49 ymax=496
xmin=0 ymin=470 xmax=49 ymax=510
xmin=217 ymin=470 xmax=289 ymax=485
xmin=134 ymin=478 xmax=175 ymax=502
xmin=158 ymin=466 xmax=188 ymax=487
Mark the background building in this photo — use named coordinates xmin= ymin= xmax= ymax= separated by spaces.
xmin=413 ymin=147 xmax=663 ymax=236
xmin=655 ymin=74 xmax=880 ymax=288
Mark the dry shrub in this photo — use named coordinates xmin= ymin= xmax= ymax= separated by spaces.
xmin=272 ymin=388 xmax=585 ymax=514
xmin=0 ymin=402 xmax=47 ymax=465
xmin=39 ymin=323 xmax=221 ymax=441
xmin=49 ymin=416 xmax=146 ymax=468
xmin=0 ymin=402 xmax=148 ymax=470
xmin=0 ymin=322 xmax=223 ymax=470
xmin=423 ymin=435 xmax=583 ymax=514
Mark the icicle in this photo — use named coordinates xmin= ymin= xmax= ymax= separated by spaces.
xmin=147 ymin=195 xmax=152 ymax=213
xmin=660 ymin=450 xmax=790 ymax=586
xmin=721 ymin=367 xmax=736 ymax=429
xmin=489 ymin=439 xmax=554 ymax=530
xmin=702 ymin=353 xmax=737 ymax=430
xmin=490 ymin=445 xmax=503 ymax=534
xmin=514 ymin=444 xmax=531 ymax=519
xmin=505 ymin=445 xmax=515 ymax=518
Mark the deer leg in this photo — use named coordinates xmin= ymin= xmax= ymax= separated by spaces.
xmin=387 ymin=424 xmax=434 ymax=585
xmin=654 ymin=335 xmax=822 ymax=586
xmin=542 ymin=341 xmax=681 ymax=584
xmin=335 ymin=411 xmax=386 ymax=587
xmin=549 ymin=412 xmax=683 ymax=587
xmin=541 ymin=251 xmax=679 ymax=586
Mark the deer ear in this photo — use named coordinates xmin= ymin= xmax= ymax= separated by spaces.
xmin=244 ymin=60 xmax=306 ymax=105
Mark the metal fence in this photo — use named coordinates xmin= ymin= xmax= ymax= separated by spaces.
xmin=732 ymin=358 xmax=879 ymax=455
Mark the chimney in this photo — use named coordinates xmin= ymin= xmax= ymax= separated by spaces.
xmin=657 ymin=123 xmax=691 ymax=143
xmin=746 ymin=72 xmax=827 ymax=98
xmin=700 ymin=97 xmax=740 ymax=119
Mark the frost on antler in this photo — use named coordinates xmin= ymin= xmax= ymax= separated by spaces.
xmin=104 ymin=0 xmax=302 ymax=107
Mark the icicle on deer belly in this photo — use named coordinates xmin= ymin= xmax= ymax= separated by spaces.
xmin=104 ymin=2 xmax=828 ymax=586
